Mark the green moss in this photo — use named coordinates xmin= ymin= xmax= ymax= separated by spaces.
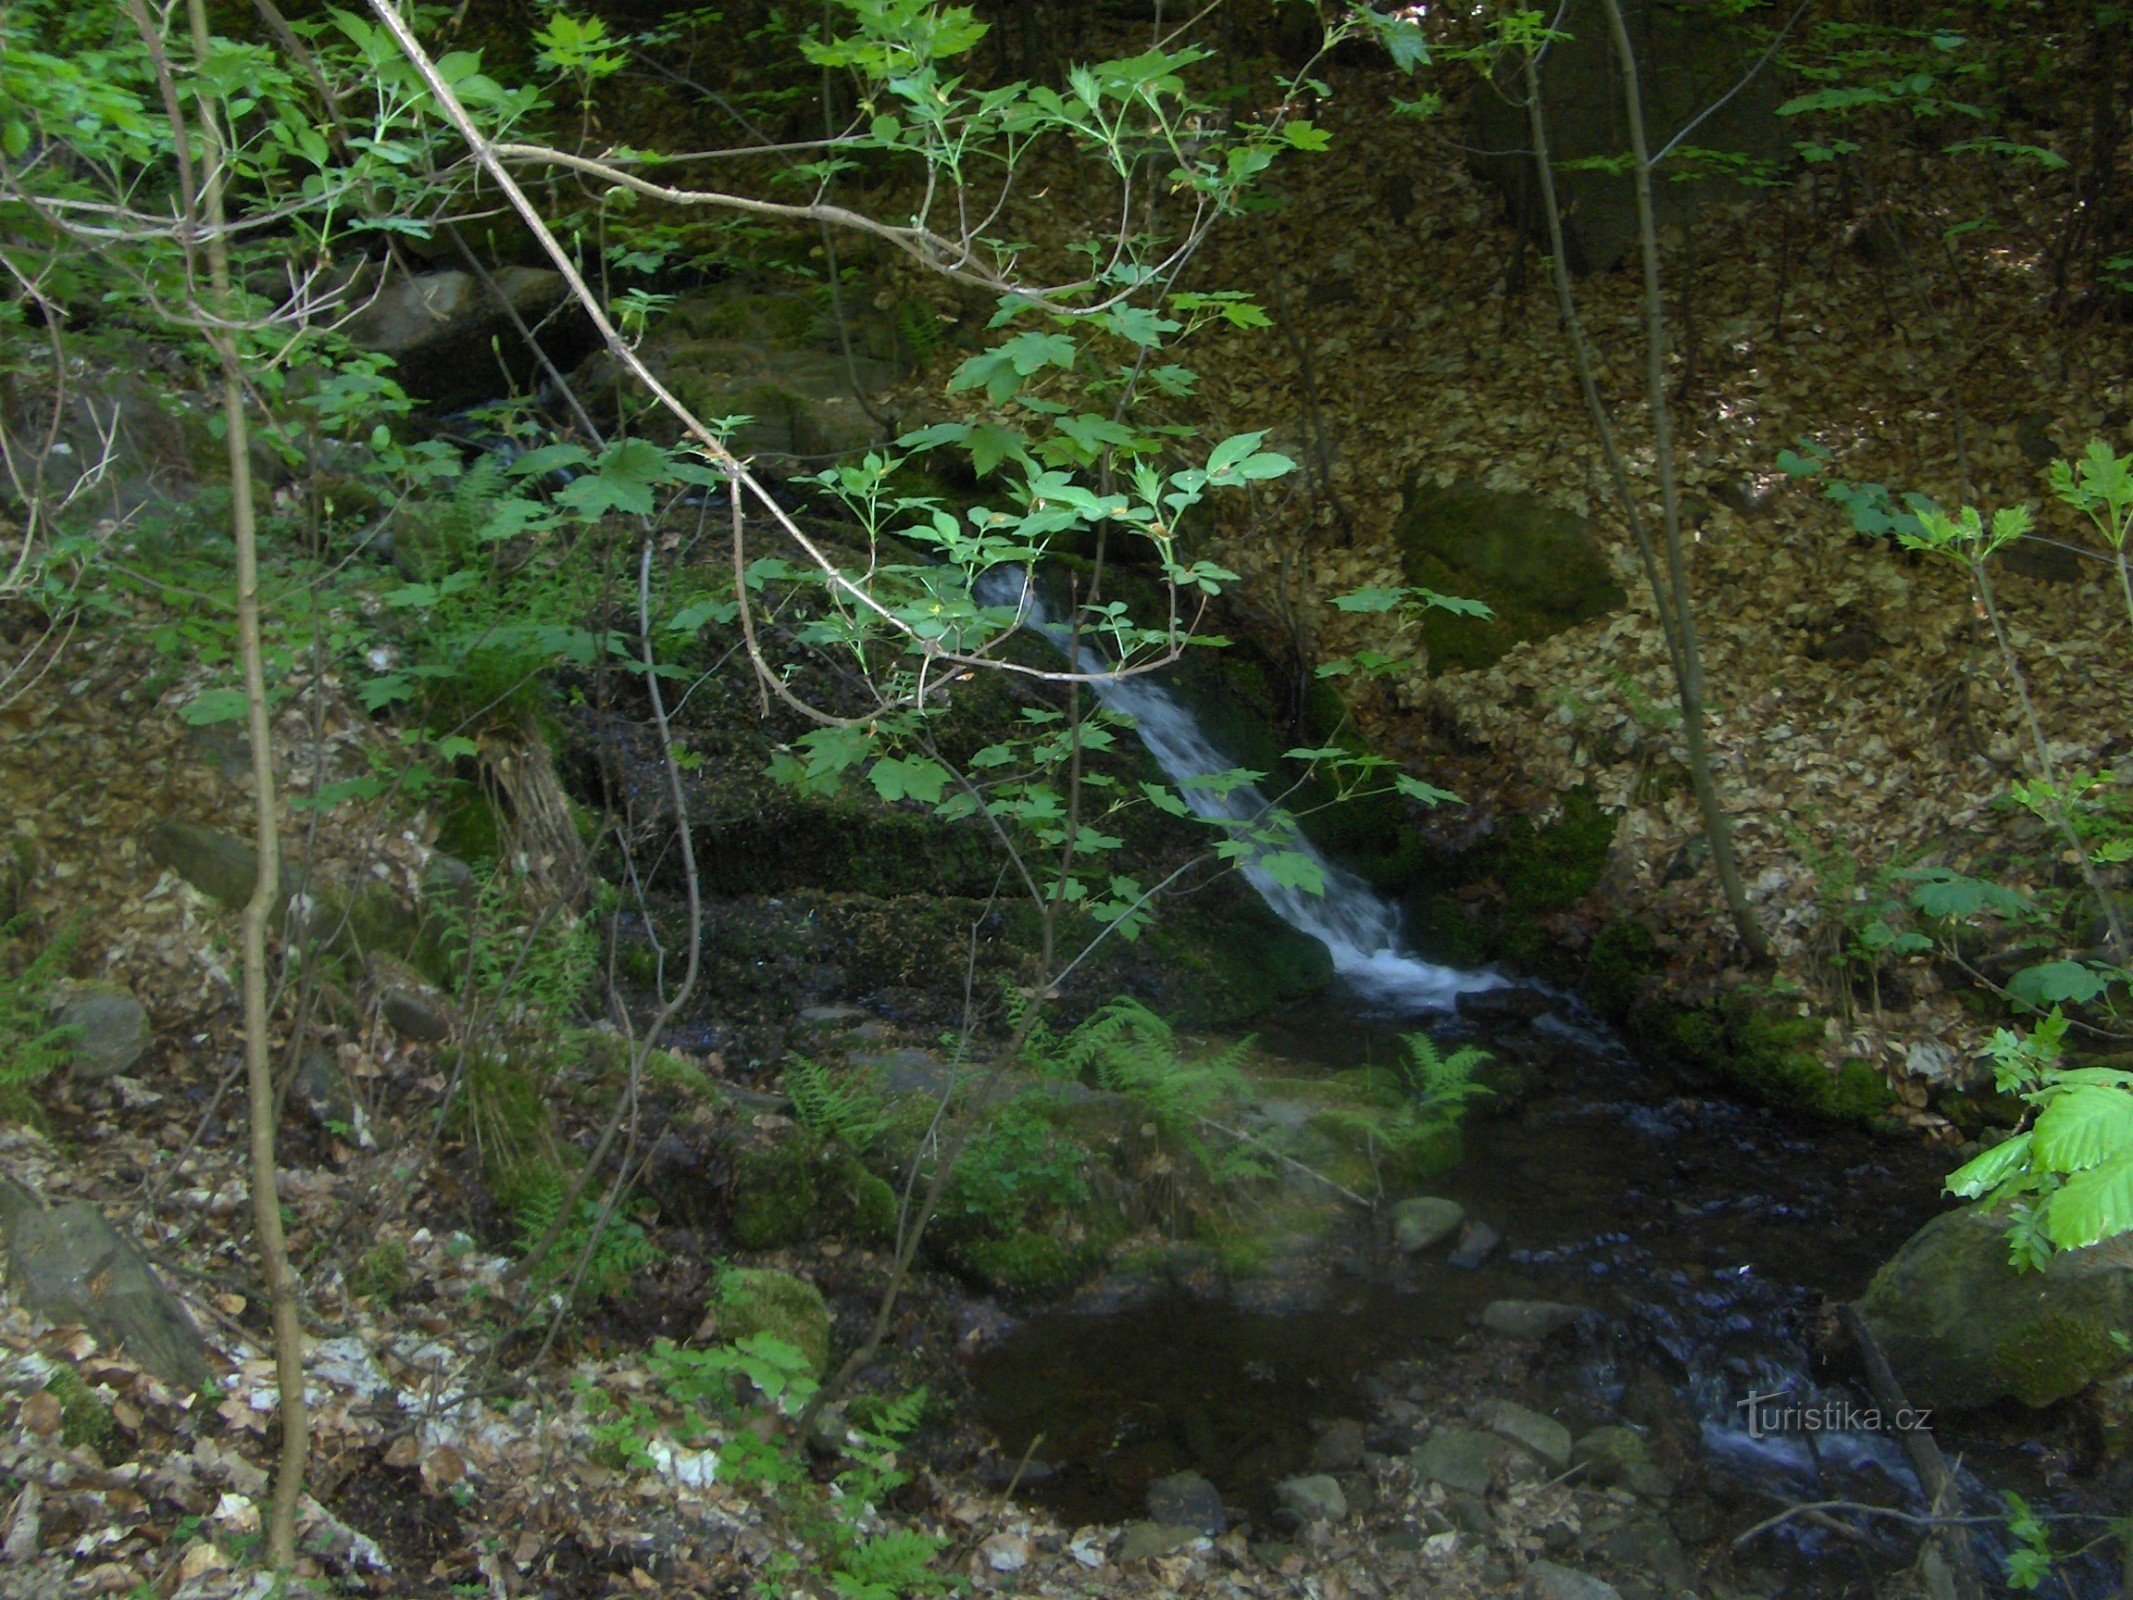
xmin=729 ymin=1132 xmax=900 ymax=1249
xmin=350 ymin=1240 xmax=410 ymax=1303
xmin=1998 ymin=1312 xmax=2123 ymax=1408
xmin=1489 ymin=788 xmax=1615 ymax=914
xmin=714 ymin=1266 xmax=832 ymax=1375
xmin=1642 ymin=989 xmax=1888 ymax=1122
xmin=731 ymin=1138 xmax=822 ymax=1250
xmin=1584 ymin=919 xmax=1659 ymax=1022
xmin=960 ymin=1230 xmax=1107 ymax=1299
xmin=44 ymin=1366 xmax=117 ymax=1462
xmin=1393 ymin=480 xmax=1624 ymax=673
xmin=437 ymin=790 xmax=504 ymax=869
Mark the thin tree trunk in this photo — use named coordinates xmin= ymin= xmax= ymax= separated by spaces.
xmin=1525 ymin=19 xmax=1768 ymax=961
xmin=178 ymin=0 xmax=308 ymax=1566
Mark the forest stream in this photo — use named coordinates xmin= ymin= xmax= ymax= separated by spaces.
xmin=950 ymin=576 xmax=2109 ymax=1596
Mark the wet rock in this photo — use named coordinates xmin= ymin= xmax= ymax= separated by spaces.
xmin=1482 ymin=1299 xmax=1587 ymax=1340
xmin=1572 ymin=1427 xmax=1674 ymax=1502
xmin=53 ymin=986 xmax=148 ymax=1080
xmin=1392 ymin=1197 xmax=1466 ymax=1254
xmin=342 ymin=267 xmax=574 ymax=407
xmin=1857 ymin=1202 xmax=2133 ymax=1410
xmin=1311 ymin=1418 xmax=1367 ymax=1474
xmin=1459 ymin=986 xmax=1555 ymax=1024
xmin=1449 ymin=1220 xmax=1503 ymax=1269
xmin=1274 ymin=1473 xmax=1347 ymax=1525
xmin=711 ymin=1268 xmax=831 ymax=1375
xmin=1524 ymin=1560 xmax=1623 ymax=1600
xmin=799 ymin=1003 xmax=869 ymax=1029
xmin=146 ymin=820 xmax=258 ymax=906
xmin=1118 ymin=1523 xmax=1200 ymax=1561
xmin=1484 ymin=1400 xmax=1572 ymax=1470
xmin=0 ymin=1186 xmax=210 ymax=1390
xmin=1145 ymin=1470 xmax=1226 ymax=1535
xmin=1412 ymin=1425 xmax=1520 ymax=1494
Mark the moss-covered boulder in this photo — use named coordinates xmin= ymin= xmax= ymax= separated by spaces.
xmin=728 ymin=1132 xmax=897 ymax=1251
xmin=572 ymin=284 xmax=895 ymax=468
xmin=1856 ymin=1204 xmax=2133 ymax=1411
xmin=713 ymin=1267 xmax=833 ymax=1376
xmin=1394 ymin=480 xmax=1623 ymax=673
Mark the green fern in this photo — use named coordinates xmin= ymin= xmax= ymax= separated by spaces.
xmin=1040 ymin=998 xmax=1266 ymax=1182
xmin=831 ymin=1530 xmax=949 ymax=1600
xmin=1391 ymin=1030 xmax=1493 ymax=1120
xmin=0 ymin=916 xmax=85 ymax=1119
xmin=784 ymin=1054 xmax=889 ymax=1148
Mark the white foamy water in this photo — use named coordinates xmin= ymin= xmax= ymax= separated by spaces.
xmin=980 ymin=570 xmax=1499 ymax=1013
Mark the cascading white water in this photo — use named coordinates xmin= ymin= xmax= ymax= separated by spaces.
xmin=981 ymin=570 xmax=1500 ymax=1013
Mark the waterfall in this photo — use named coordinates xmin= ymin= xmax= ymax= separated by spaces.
xmin=980 ymin=571 xmax=1500 ymax=1013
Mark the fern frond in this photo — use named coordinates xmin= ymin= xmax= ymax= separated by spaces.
xmin=784 ymin=1055 xmax=889 ymax=1147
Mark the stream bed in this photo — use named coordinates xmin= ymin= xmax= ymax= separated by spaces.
xmin=965 ymin=994 xmax=2106 ymax=1592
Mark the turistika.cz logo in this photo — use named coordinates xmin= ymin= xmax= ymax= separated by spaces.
xmin=1737 ymin=1389 xmax=1932 ymax=1440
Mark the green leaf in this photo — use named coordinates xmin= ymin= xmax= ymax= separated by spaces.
xmin=1903 ymin=866 xmax=2030 ymax=920
xmin=869 ymin=756 xmax=949 ymax=805
xmin=2032 ymin=1085 xmax=2133 ymax=1173
xmin=1394 ymin=774 xmax=1462 ymax=805
xmin=1330 ymin=586 xmax=1408 ymax=613
xmin=1946 ymin=1131 xmax=2033 ymax=1198
xmin=2008 ymin=960 xmax=2120 ymax=1008
xmin=181 ymin=688 xmax=249 ymax=726
xmin=2048 ymin=1153 xmax=2133 ymax=1249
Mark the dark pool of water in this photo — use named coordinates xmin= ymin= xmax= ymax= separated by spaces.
xmin=967 ymin=1003 xmax=1960 ymax=1538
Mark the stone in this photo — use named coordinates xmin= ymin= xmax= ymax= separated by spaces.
xmin=1584 ymin=1512 xmax=1690 ymax=1588
xmin=1310 ymin=1418 xmax=1367 ymax=1474
xmin=1145 ymin=1470 xmax=1226 ymax=1535
xmin=1394 ymin=480 xmax=1625 ymax=673
xmin=1484 ymin=1400 xmax=1573 ymax=1471
xmin=146 ymin=821 xmax=259 ymax=907
xmin=373 ymin=958 xmax=453 ymax=1044
xmin=799 ymin=1003 xmax=869 ymax=1028
xmin=1449 ymin=1221 xmax=1503 ymax=1269
xmin=1458 ymin=986 xmax=1556 ymax=1025
xmin=1469 ymin=0 xmax=1787 ymax=275
xmin=571 ymin=284 xmax=895 ymax=471
xmin=1524 ymin=1560 xmax=1624 ymax=1600
xmin=0 ymin=1187 xmax=210 ymax=1390
xmin=1412 ymin=1425 xmax=1517 ymax=1494
xmin=290 ymin=1049 xmax=356 ymax=1131
xmin=1571 ymin=1427 xmax=1674 ymax=1502
xmin=977 ymin=1533 xmax=1032 ymax=1573
xmin=1118 ymin=1523 xmax=1200 ymax=1562
xmin=1856 ymin=1202 xmax=2133 ymax=1411
xmin=1392 ymin=1197 xmax=1466 ymax=1254
xmin=52 ymin=986 xmax=148 ymax=1080
xmin=1274 ymin=1473 xmax=1347 ymax=1524
xmin=341 ymin=267 xmax=574 ymax=407
xmin=712 ymin=1267 xmax=832 ymax=1375
xmin=1482 ymin=1299 xmax=1587 ymax=1340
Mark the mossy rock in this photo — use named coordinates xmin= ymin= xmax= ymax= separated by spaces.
xmin=714 ymin=1267 xmax=832 ymax=1375
xmin=729 ymin=1132 xmax=897 ymax=1250
xmin=1583 ymin=919 xmax=1659 ymax=1022
xmin=1394 ymin=479 xmax=1624 ymax=673
xmin=1857 ymin=1204 xmax=2133 ymax=1411
xmin=959 ymin=1229 xmax=1110 ymax=1299
xmin=45 ymin=1365 xmax=119 ymax=1463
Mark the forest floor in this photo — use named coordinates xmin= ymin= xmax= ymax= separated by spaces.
xmin=1106 ymin=57 xmax=2133 ymax=1125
